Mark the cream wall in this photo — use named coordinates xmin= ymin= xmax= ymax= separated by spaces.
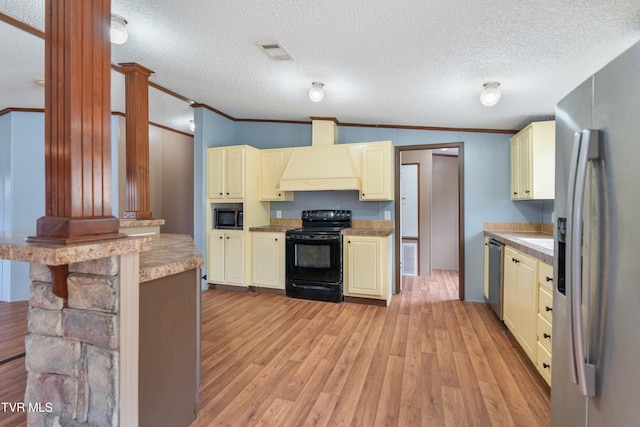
xmin=117 ymin=119 xmax=194 ymax=235
xmin=431 ymin=154 xmax=459 ymax=270
xmin=401 ymin=150 xmax=433 ymax=276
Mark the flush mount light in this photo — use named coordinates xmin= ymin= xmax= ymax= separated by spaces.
xmin=189 ymin=120 xmax=195 ymax=132
xmin=480 ymin=82 xmax=501 ymax=106
xmin=309 ymin=82 xmax=324 ymax=102
xmin=110 ymin=14 xmax=128 ymax=45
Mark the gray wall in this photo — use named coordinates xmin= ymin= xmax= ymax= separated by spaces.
xmin=431 ymin=154 xmax=459 ymax=270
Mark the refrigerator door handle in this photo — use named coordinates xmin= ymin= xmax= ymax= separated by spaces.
xmin=571 ymin=129 xmax=600 ymax=397
xmin=566 ymin=131 xmax=582 ymax=385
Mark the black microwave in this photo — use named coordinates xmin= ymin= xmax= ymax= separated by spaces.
xmin=215 ymin=209 xmax=243 ymax=229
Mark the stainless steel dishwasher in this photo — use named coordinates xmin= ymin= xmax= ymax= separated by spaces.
xmin=487 ymin=239 xmax=504 ymax=320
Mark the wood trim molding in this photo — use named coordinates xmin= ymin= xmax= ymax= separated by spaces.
xmin=0 ymin=12 xmax=44 ymax=38
xmin=340 ymin=121 xmax=518 ymax=135
xmin=149 ymin=81 xmax=194 ymax=104
xmin=395 ymin=143 xmax=465 ymax=300
xmin=120 ymin=62 xmax=154 ymax=220
xmin=28 ymin=0 xmax=124 ymax=245
xmin=0 ymin=107 xmax=45 ymax=117
xmin=190 ymin=103 xmax=235 ymax=121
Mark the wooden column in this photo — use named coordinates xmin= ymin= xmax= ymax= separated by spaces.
xmin=28 ymin=0 xmax=123 ymax=245
xmin=120 ymin=62 xmax=154 ymax=220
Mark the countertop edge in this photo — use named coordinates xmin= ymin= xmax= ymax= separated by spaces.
xmin=484 ymin=230 xmax=554 ymax=265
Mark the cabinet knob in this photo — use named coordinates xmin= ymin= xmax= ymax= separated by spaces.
xmin=275 ymin=238 xmax=278 ymax=241
xmin=226 ymin=236 xmax=229 ymax=239
xmin=362 ymin=193 xmax=365 ymax=197
xmin=543 ymin=363 xmax=550 ymax=369
xmin=278 ymin=193 xmax=281 ymax=196
xmin=525 ymin=190 xmax=531 ymax=194
xmin=226 ymin=192 xmax=230 ymax=195
xmin=219 ymin=236 xmax=223 ymax=239
xmin=545 ymin=276 xmax=553 ymax=282
xmin=545 ymin=306 xmax=552 ymax=312
xmin=543 ymin=333 xmax=551 ymax=339
xmin=513 ymin=192 xmax=518 ymax=195
xmin=219 ymin=192 xmax=223 ymax=195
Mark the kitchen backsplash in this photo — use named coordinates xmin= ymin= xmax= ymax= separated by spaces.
xmin=483 ymin=222 xmax=553 ymax=234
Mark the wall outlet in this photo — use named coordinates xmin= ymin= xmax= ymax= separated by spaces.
xmin=276 ymin=210 xmax=282 ymax=218
xmin=384 ymin=211 xmax=391 ymax=220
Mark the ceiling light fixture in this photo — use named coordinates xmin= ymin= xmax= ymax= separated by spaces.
xmin=309 ymin=82 xmax=324 ymax=102
xmin=480 ymin=82 xmax=501 ymax=107
xmin=189 ymin=120 xmax=195 ymax=132
xmin=110 ymin=14 xmax=128 ymax=45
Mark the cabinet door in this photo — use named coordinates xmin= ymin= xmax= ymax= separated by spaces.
xmin=361 ymin=144 xmax=393 ymax=201
xmin=345 ymin=236 xmax=382 ymax=296
xmin=510 ymin=138 xmax=519 ymax=200
xmin=225 ymin=147 xmax=245 ymax=199
xmin=252 ymin=232 xmax=284 ymax=288
xmin=516 ymin=252 xmax=538 ymax=361
xmin=224 ymin=232 xmax=244 ymax=285
xmin=207 ymin=231 xmax=226 ymax=283
xmin=483 ymin=236 xmax=490 ymax=299
xmin=207 ymin=149 xmax=225 ymax=199
xmin=260 ymin=151 xmax=293 ymax=201
xmin=518 ymin=129 xmax=533 ymax=199
xmin=503 ymin=246 xmax=519 ymax=333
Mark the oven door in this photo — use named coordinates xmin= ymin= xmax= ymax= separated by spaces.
xmin=285 ymin=234 xmax=342 ymax=283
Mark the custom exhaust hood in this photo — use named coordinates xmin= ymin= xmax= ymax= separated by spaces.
xmin=278 ymin=119 xmax=361 ymax=191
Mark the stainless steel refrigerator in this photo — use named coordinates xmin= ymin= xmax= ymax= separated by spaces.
xmin=552 ymin=40 xmax=640 ymax=426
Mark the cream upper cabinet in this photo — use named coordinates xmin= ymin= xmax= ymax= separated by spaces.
xmin=503 ymin=245 xmax=538 ymax=362
xmin=360 ymin=142 xmax=394 ymax=201
xmin=207 ymin=149 xmax=225 ymax=199
xmin=207 ymin=146 xmax=245 ymax=200
xmin=260 ymin=150 xmax=294 ymax=201
xmin=252 ymin=232 xmax=285 ymax=289
xmin=344 ymin=234 xmax=392 ymax=305
xmin=207 ymin=230 xmax=244 ymax=286
xmin=510 ymin=120 xmax=555 ymax=200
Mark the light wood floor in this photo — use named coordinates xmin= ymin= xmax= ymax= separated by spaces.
xmin=0 ymin=271 xmax=550 ymax=426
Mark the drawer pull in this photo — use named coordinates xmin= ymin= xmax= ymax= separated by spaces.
xmin=545 ymin=306 xmax=553 ymax=312
xmin=543 ymin=363 xmax=551 ymax=369
xmin=546 ymin=276 xmax=553 ymax=282
xmin=543 ymin=333 xmax=551 ymax=339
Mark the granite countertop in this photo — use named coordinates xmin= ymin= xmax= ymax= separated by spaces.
xmin=248 ymin=225 xmax=300 ymax=233
xmin=138 ymin=234 xmax=203 ymax=283
xmin=341 ymin=228 xmax=394 ymax=237
xmin=119 ymin=219 xmax=165 ymax=227
xmin=0 ymin=230 xmax=152 ymax=265
xmin=0 ymin=231 xmax=202 ymax=283
xmin=484 ymin=230 xmax=554 ymax=265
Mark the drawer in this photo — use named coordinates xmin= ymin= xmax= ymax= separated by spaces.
xmin=537 ymin=314 xmax=552 ymax=353
xmin=539 ymin=261 xmax=554 ymax=292
xmin=537 ymin=342 xmax=552 ymax=386
xmin=538 ymin=286 xmax=553 ymax=323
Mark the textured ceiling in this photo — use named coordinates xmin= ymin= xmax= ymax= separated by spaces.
xmin=1 ymin=0 xmax=640 ymax=133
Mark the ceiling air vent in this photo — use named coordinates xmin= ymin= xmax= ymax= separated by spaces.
xmin=256 ymin=42 xmax=295 ymax=61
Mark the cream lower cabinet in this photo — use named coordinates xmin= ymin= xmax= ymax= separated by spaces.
xmin=536 ymin=261 xmax=554 ymax=385
xmin=207 ymin=230 xmax=244 ymax=286
xmin=343 ymin=234 xmax=392 ymax=305
xmin=503 ymin=246 xmax=538 ymax=362
xmin=252 ymin=232 xmax=285 ymax=289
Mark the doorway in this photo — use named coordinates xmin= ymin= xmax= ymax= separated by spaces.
xmin=395 ymin=143 xmax=465 ymax=300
